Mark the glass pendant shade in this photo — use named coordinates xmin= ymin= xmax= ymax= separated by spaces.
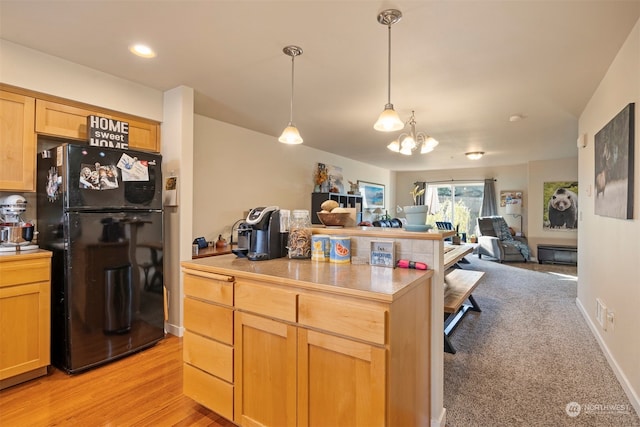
xmin=280 ymin=45 xmax=303 ymax=145
xmin=374 ymin=105 xmax=404 ymax=132
xmin=375 ymin=9 xmax=403 ymax=132
xmin=387 ymin=140 xmax=400 ymax=152
xmin=279 ymin=124 xmax=303 ymax=145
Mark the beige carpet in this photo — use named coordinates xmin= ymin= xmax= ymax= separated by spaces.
xmin=444 ymin=256 xmax=639 ymax=426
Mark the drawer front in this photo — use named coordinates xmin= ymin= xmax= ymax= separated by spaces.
xmin=184 ymin=363 xmax=233 ymax=421
xmin=184 ymin=273 xmax=233 ymax=306
xmin=0 ymin=258 xmax=50 ymax=288
xmin=235 ymin=280 xmax=297 ymax=322
xmin=184 ymin=330 xmax=233 ymax=382
xmin=298 ymin=294 xmax=387 ymax=345
xmin=183 ymin=298 xmax=233 ymax=345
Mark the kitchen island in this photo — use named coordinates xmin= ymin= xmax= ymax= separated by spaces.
xmin=181 ymin=254 xmax=433 ymax=426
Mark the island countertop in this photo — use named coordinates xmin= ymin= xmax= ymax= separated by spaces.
xmin=311 ymin=225 xmax=455 ymax=240
xmin=181 ymin=254 xmax=433 ymax=303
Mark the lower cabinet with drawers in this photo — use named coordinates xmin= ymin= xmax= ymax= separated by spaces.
xmin=181 ymin=257 xmax=432 ymax=427
xmin=0 ymin=250 xmax=52 ymax=390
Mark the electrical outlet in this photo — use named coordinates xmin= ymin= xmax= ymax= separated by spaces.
xmin=596 ymin=298 xmax=607 ymax=331
xmin=607 ymin=310 xmax=615 ymax=331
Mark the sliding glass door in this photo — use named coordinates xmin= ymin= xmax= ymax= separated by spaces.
xmin=426 ymin=182 xmax=484 ymax=237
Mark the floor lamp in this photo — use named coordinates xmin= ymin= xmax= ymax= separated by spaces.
xmin=506 ymin=203 xmax=523 ymax=235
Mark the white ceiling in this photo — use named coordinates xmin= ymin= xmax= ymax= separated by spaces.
xmin=1 ymin=1 xmax=638 ymax=171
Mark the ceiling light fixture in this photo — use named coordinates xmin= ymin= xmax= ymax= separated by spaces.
xmin=387 ymin=110 xmax=439 ymax=155
xmin=465 ymin=151 xmax=485 ymax=160
xmin=129 ymin=44 xmax=156 ymax=58
xmin=278 ymin=45 xmax=304 ymax=145
xmin=374 ymin=9 xmax=404 ymax=132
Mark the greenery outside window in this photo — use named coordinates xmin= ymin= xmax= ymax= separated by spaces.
xmin=426 ymin=182 xmax=484 ymax=237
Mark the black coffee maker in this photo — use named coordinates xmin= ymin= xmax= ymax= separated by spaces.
xmin=245 ymin=206 xmax=288 ymax=261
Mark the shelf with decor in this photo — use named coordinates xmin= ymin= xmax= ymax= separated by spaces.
xmin=310 ymin=192 xmax=362 ymax=224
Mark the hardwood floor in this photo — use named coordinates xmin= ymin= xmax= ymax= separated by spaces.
xmin=0 ymin=334 xmax=234 ymax=426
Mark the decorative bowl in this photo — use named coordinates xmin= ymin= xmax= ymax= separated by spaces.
xmin=316 ymin=212 xmax=350 ymax=227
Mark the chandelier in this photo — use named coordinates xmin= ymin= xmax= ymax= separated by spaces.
xmin=387 ymin=111 xmax=439 ymax=155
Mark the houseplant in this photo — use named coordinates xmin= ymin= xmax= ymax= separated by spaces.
xmin=404 ymin=185 xmax=428 ymax=226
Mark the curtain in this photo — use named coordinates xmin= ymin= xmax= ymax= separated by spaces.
xmin=480 ymin=178 xmax=497 ymax=216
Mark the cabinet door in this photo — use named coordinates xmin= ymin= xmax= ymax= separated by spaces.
xmin=0 ymin=91 xmax=36 ymax=191
xmin=35 ymin=100 xmax=160 ymax=152
xmin=234 ymin=312 xmax=296 ymax=427
xmin=0 ymin=281 xmax=50 ymax=380
xmin=297 ymin=328 xmax=386 ymax=427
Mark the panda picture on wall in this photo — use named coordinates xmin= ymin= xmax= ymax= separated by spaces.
xmin=543 ymin=181 xmax=579 ymax=230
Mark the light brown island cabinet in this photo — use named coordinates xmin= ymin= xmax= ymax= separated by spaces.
xmin=35 ymin=99 xmax=160 ymax=153
xmin=0 ymin=90 xmax=37 ymax=191
xmin=0 ymin=250 xmax=52 ymax=390
xmin=181 ymin=255 xmax=432 ymax=427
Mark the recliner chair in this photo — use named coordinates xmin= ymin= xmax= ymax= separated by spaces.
xmin=476 ymin=216 xmax=531 ymax=262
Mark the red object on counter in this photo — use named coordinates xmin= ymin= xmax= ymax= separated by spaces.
xmin=396 ymin=259 xmax=428 ymax=270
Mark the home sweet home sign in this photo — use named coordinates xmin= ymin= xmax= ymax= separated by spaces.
xmin=87 ymin=115 xmax=129 ymax=150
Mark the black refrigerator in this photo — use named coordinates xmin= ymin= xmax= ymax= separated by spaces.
xmin=37 ymin=142 xmax=165 ymax=374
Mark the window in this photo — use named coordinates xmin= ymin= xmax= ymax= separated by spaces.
xmin=426 ymin=182 xmax=484 ymax=236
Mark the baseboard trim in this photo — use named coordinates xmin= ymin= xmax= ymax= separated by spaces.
xmin=431 ymin=407 xmax=446 ymax=427
xmin=164 ymin=322 xmax=183 ymax=337
xmin=576 ymin=297 xmax=640 ymax=417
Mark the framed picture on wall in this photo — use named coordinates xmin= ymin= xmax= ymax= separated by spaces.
xmin=594 ymin=103 xmax=635 ymax=219
xmin=500 ymin=191 xmax=522 ymax=207
xmin=358 ymin=180 xmax=385 ymax=209
xmin=543 ymin=181 xmax=578 ymax=230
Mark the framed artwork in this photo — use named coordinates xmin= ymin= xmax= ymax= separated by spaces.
xmin=500 ymin=190 xmax=522 ymax=207
xmin=164 ymin=175 xmax=178 ymax=206
xmin=594 ymin=103 xmax=635 ymax=219
xmin=370 ymin=240 xmax=395 ymax=267
xmin=543 ymin=181 xmax=578 ymax=230
xmin=316 ymin=163 xmax=344 ymax=193
xmin=358 ymin=180 xmax=385 ymax=209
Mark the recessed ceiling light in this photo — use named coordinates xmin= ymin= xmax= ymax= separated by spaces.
xmin=465 ymin=151 xmax=484 ymax=160
xmin=509 ymin=114 xmax=524 ymax=122
xmin=129 ymin=44 xmax=156 ymax=58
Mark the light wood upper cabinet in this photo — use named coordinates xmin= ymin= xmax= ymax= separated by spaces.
xmin=35 ymin=99 xmax=160 ymax=152
xmin=0 ymin=252 xmax=51 ymax=390
xmin=0 ymin=91 xmax=36 ymax=191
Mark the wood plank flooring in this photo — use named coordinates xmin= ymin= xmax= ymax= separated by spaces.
xmin=0 ymin=334 xmax=234 ymax=426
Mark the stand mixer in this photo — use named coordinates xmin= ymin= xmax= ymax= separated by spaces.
xmin=0 ymin=195 xmax=38 ymax=252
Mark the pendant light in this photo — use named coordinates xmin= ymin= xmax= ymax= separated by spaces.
xmin=374 ymin=9 xmax=404 ymax=132
xmin=387 ymin=111 xmax=439 ymax=155
xmin=279 ymin=45 xmax=304 ymax=144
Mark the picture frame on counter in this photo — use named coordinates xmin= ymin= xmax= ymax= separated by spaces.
xmin=370 ymin=240 xmax=395 ymax=268
xmin=358 ymin=180 xmax=385 ymax=209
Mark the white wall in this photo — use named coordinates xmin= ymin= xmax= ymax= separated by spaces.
xmin=161 ymin=86 xmax=194 ymax=336
xmin=192 ymin=114 xmax=392 ymax=243
xmin=0 ymin=40 xmax=163 ymax=121
xmin=577 ymin=19 xmax=640 ymax=413
xmin=526 ymin=158 xmax=578 ymax=252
